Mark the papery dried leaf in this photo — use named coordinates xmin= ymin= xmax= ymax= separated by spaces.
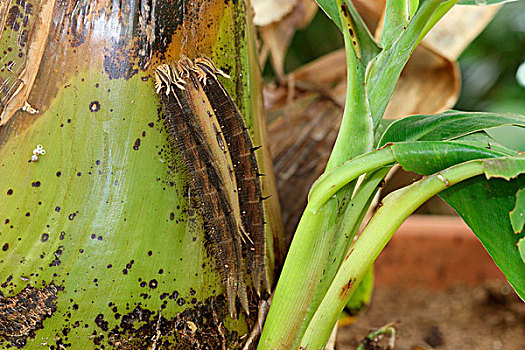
xmin=253 ymin=0 xmax=297 ymax=26
xmin=384 ymin=45 xmax=460 ymax=119
xmin=258 ymin=0 xmax=318 ymax=78
xmin=424 ymin=5 xmax=501 ymax=60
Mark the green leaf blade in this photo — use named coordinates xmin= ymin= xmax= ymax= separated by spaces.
xmin=388 ymin=139 xmax=525 ymax=300
xmin=483 ymin=156 xmax=525 ymax=180
xmin=316 ymin=1 xmax=381 ymax=63
xmin=315 ymin=0 xmax=344 ymax=32
xmin=379 ymin=111 xmax=525 ymax=146
xmin=391 ymin=141 xmax=509 ymax=175
xmin=440 ymin=175 xmax=525 ymax=300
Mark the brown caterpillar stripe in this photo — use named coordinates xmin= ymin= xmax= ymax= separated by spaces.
xmin=176 ymin=59 xmax=252 ymax=245
xmin=155 ymin=63 xmax=248 ymax=317
xmin=194 ymin=57 xmax=270 ymax=296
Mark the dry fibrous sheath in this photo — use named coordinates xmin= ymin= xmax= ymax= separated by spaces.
xmin=154 ymin=58 xmax=268 ymax=317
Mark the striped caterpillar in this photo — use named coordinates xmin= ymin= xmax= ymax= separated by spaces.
xmin=154 ymin=58 xmax=268 ymax=317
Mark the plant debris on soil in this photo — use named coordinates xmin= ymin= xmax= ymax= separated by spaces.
xmin=336 ymin=280 xmax=525 ymax=350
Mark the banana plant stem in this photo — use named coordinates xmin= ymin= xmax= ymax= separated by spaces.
xmin=299 ymin=160 xmax=485 ymax=349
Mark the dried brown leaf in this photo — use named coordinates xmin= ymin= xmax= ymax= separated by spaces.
xmin=424 ymin=5 xmax=501 ymax=60
xmin=252 ymin=0 xmax=297 ymax=27
xmin=258 ymin=0 xmax=318 ymax=79
xmin=384 ymin=44 xmax=460 ymax=119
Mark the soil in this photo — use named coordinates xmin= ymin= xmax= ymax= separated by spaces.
xmin=336 ymin=280 xmax=525 ymax=350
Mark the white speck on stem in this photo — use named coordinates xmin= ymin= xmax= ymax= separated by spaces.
xmin=22 ymin=102 xmax=38 ymax=114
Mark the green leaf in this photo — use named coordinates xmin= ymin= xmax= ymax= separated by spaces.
xmin=316 ymin=1 xmax=381 ymax=63
xmin=379 ymin=111 xmax=525 ymax=146
xmin=339 ymin=1 xmax=382 ymax=64
xmin=315 ymin=0 xmax=344 ymax=32
xmin=382 ymin=138 xmax=525 ymax=300
xmin=391 ymin=142 xmax=525 ymax=298
xmin=458 ymin=0 xmax=517 ymax=4
xmin=453 ymin=131 xmax=518 ymax=155
xmin=391 ymin=141 xmax=511 ymax=175
xmin=440 ymin=175 xmax=525 ymax=300
xmin=510 ymin=189 xmax=525 ymax=234
xmin=484 ymin=156 xmax=525 ymax=180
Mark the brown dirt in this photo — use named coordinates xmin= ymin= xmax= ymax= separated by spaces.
xmin=336 ymin=280 xmax=525 ymax=350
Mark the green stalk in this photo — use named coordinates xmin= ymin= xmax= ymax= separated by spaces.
xmin=326 ymin=0 xmax=374 ymax=169
xmin=368 ymin=0 xmax=447 ymax=125
xmin=258 ymin=153 xmax=394 ymax=348
xmin=298 ymin=160 xmax=485 ymax=348
xmin=260 ymin=0 xmax=462 ymax=347
xmin=308 ymin=147 xmax=396 ymax=211
xmin=380 ymin=0 xmax=411 ymax=48
xmin=338 ymin=168 xmax=392 ymax=314
xmin=258 ymin=3 xmax=375 ymax=347
xmin=338 ymin=167 xmax=393 ymax=254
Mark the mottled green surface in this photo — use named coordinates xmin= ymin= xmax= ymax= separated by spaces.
xmin=0 ymin=0 xmax=279 ymax=347
xmin=0 ymin=68 xmax=251 ymax=348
